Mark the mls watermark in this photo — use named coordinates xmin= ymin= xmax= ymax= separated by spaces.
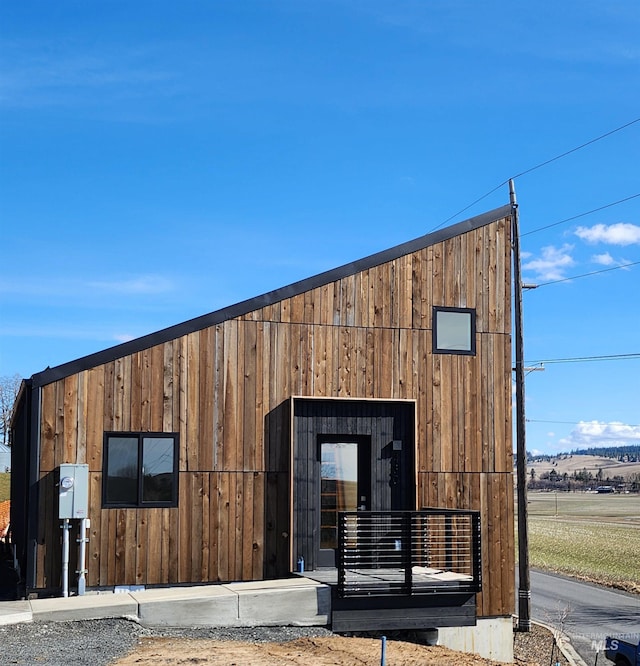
xmin=578 ymin=633 xmax=640 ymax=652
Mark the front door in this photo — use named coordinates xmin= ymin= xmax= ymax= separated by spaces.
xmin=318 ymin=435 xmax=371 ymax=567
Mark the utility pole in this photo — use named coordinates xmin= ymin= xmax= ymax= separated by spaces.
xmin=511 ymin=178 xmax=531 ymax=632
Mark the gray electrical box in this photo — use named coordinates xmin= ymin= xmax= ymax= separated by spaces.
xmin=59 ymin=464 xmax=89 ymax=519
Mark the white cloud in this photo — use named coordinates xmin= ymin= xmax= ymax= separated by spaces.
xmin=113 ymin=333 xmax=136 ymax=343
xmin=575 ymin=222 xmax=640 ymax=246
xmin=0 ymin=273 xmax=175 ymax=298
xmin=88 ymin=275 xmax=174 ymax=295
xmin=0 ymin=40 xmax=181 ymax=115
xmin=591 ymin=252 xmax=616 ymax=266
xmin=590 ymin=252 xmax=635 ymax=270
xmin=522 ymin=244 xmax=575 ymax=281
xmin=0 ymin=323 xmax=126 ymax=342
xmin=558 ymin=421 xmax=640 ymax=449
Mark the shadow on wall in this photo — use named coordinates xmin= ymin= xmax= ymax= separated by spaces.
xmin=264 ymin=400 xmax=291 ymax=579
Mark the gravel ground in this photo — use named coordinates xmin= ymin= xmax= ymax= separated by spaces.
xmin=0 ymin=620 xmax=335 ymax=665
xmin=0 ymin=618 xmax=570 ymax=665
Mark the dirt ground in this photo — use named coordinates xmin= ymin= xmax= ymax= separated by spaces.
xmin=111 ymin=625 xmax=568 ymax=666
xmin=111 ymin=635 xmax=509 ymax=665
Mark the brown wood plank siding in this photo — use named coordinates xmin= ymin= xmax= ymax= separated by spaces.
xmin=40 ymin=384 xmax=55 ymax=473
xmin=86 ymin=367 xmax=105 ymax=469
xmin=54 ymin=379 xmax=65 ymax=468
xmin=34 ymin=215 xmax=513 ymax=618
xmin=417 ymin=471 xmax=514 ymax=617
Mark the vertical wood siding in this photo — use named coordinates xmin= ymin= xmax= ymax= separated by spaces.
xmin=34 ymin=216 xmax=513 ymax=617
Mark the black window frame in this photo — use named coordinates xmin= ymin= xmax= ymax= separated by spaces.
xmin=432 ymin=306 xmax=477 ymax=356
xmin=102 ymin=432 xmax=179 ymax=508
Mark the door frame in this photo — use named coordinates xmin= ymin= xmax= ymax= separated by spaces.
xmin=290 ymin=396 xmax=416 ymax=571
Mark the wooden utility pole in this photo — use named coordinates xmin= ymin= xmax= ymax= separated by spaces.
xmin=511 ymin=178 xmax=531 ymax=632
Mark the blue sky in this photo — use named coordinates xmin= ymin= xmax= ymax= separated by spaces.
xmin=1 ymin=1 xmax=639 ymax=455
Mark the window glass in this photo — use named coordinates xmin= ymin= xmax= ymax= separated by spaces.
xmin=436 ymin=310 xmax=471 ymax=350
xmin=105 ymin=436 xmax=138 ymax=504
xmin=103 ymin=433 xmax=178 ymax=507
xmin=320 ymin=441 xmax=359 ymax=550
xmin=434 ymin=307 xmax=476 ymax=354
xmin=142 ymin=437 xmax=175 ymax=502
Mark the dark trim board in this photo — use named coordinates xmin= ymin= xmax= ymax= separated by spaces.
xmin=331 ymin=592 xmax=477 ymax=632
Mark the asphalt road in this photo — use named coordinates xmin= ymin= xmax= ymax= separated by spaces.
xmin=523 ymin=570 xmax=640 ymax=665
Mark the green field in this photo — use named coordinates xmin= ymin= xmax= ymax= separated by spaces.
xmin=519 ymin=492 xmax=640 ymax=593
xmin=0 ymin=473 xmax=10 ymax=502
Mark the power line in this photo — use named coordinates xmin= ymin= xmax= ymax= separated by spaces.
xmin=436 ymin=182 xmax=506 ymax=229
xmin=527 ymin=418 xmax=640 ymax=428
xmin=526 ymin=353 xmax=640 ymax=365
xmin=510 ymin=117 xmax=640 ymax=180
xmin=522 ymin=193 xmax=640 ymax=237
xmin=531 ymin=259 xmax=640 ymax=288
xmin=434 ymin=116 xmax=640 ymax=230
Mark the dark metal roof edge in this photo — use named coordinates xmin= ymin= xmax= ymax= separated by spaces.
xmin=31 ymin=204 xmax=511 ymax=387
xmin=10 ymin=378 xmax=31 ymax=428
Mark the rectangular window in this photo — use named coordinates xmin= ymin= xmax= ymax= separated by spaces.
xmin=433 ymin=306 xmax=476 ymax=355
xmin=103 ymin=432 xmax=178 ymax=507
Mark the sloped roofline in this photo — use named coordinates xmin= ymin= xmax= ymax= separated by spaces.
xmin=31 ymin=204 xmax=512 ymax=388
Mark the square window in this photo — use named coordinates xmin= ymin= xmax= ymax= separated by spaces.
xmin=103 ymin=432 xmax=178 ymax=507
xmin=433 ymin=307 xmax=476 ymax=355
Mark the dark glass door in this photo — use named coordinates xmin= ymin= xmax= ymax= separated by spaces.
xmin=318 ymin=436 xmax=371 ymax=567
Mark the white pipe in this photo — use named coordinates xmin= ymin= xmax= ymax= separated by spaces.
xmin=61 ymin=518 xmax=70 ymax=598
xmin=77 ymin=518 xmax=89 ymax=596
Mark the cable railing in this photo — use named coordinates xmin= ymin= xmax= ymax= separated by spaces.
xmin=336 ymin=509 xmax=482 ymax=598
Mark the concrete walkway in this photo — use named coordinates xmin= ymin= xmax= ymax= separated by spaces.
xmin=0 ymin=580 xmax=587 ymax=666
xmin=0 ymin=577 xmax=331 ymax=628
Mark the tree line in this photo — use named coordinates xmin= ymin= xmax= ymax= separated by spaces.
xmin=1 ymin=374 xmax=22 ymax=448
xmin=569 ymin=444 xmax=640 ymax=462
xmin=528 ymin=466 xmax=640 ymax=492
xmin=527 ymin=444 xmax=640 ymax=464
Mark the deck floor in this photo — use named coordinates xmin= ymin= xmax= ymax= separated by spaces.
xmin=300 ymin=566 xmax=472 ymax=590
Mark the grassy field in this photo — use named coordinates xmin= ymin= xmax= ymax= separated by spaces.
xmin=0 ymin=473 xmax=10 ymax=502
xmin=520 ymin=492 xmax=640 ymax=593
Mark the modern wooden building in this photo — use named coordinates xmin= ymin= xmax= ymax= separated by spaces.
xmin=11 ymin=204 xmax=514 ymax=643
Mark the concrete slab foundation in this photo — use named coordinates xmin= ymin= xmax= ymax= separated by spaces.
xmin=30 ymin=592 xmax=138 ymax=623
xmin=131 ymin=585 xmax=240 ymax=627
xmin=437 ymin=616 xmax=514 ymax=663
xmin=0 ymin=600 xmax=32 ymax=625
xmin=229 ymin=580 xmax=330 ymax=626
xmin=129 ymin=579 xmax=330 ymax=628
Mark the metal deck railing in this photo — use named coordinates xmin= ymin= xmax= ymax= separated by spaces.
xmin=336 ymin=509 xmax=482 ymax=598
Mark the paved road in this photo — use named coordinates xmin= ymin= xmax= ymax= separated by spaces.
xmin=525 ymin=570 xmax=640 ymax=665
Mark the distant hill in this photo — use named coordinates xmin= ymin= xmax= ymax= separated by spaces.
xmin=526 ymin=454 xmax=640 ymax=476
xmin=521 ymin=452 xmax=640 ymax=491
xmin=528 ymin=444 xmax=639 ymax=463
xmin=569 ymin=444 xmax=639 ymax=461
